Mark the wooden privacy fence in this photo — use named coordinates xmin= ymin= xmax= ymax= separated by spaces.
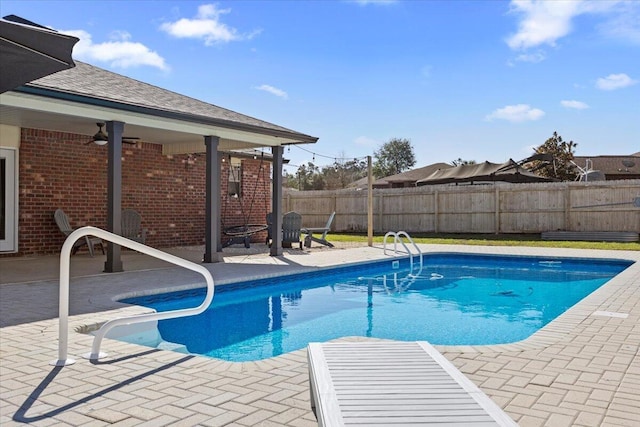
xmin=284 ymin=179 xmax=640 ymax=234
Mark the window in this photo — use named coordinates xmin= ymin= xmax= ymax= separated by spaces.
xmin=228 ymin=158 xmax=242 ymax=197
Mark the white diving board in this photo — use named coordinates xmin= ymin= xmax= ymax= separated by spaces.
xmin=308 ymin=341 xmax=517 ymax=426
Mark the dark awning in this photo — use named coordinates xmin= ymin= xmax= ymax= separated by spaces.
xmin=416 ymin=159 xmax=557 ymax=186
xmin=0 ymin=15 xmax=78 ymax=94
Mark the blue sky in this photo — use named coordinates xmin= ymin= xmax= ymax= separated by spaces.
xmin=4 ymin=0 xmax=639 ymax=173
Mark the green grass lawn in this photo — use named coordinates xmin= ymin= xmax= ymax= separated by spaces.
xmin=330 ymin=233 xmax=640 ymax=251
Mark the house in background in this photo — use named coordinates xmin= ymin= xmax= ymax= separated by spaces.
xmin=351 ymin=157 xmax=554 ymax=189
xmin=0 ymin=61 xmax=317 ymax=263
xmin=361 ymin=152 xmax=639 ymax=188
xmin=573 ymin=152 xmax=640 ymax=181
xmin=372 ymin=163 xmax=453 ymax=188
xmin=348 ymin=163 xmax=452 ymax=190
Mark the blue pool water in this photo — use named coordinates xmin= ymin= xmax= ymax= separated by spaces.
xmin=118 ymin=254 xmax=632 ymax=362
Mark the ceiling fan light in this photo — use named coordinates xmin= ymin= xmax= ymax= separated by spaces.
xmin=92 ymin=122 xmax=108 ymax=145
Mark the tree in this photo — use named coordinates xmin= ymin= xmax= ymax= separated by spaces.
xmin=283 ymin=156 xmax=367 ymax=191
xmin=284 ymin=162 xmax=325 ymax=190
xmin=322 ymin=157 xmax=368 ymax=189
xmin=531 ymin=132 xmax=578 ymax=181
xmin=372 ymin=138 xmax=416 ymax=178
xmin=450 ymin=158 xmax=476 ymax=167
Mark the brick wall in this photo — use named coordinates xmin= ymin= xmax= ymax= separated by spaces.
xmin=7 ymin=128 xmax=271 ymax=256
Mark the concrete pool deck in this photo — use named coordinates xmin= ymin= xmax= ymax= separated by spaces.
xmin=1 ymin=243 xmax=639 ymax=426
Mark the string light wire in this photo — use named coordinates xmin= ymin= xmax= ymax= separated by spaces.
xmin=290 ymin=145 xmax=369 ymax=163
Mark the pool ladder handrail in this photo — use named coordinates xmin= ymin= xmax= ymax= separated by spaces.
xmin=51 ymin=226 xmax=215 ymax=367
xmin=383 ymin=231 xmax=423 ymax=277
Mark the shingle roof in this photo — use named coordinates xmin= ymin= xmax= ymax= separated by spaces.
xmin=574 ymin=153 xmax=640 ymax=176
xmin=22 ymin=61 xmax=317 ymax=141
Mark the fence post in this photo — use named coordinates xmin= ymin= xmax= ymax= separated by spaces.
xmin=564 ymin=184 xmax=571 ymax=231
xmin=494 ymin=187 xmax=500 ymax=234
xmin=434 ymin=190 xmax=439 ymax=234
xmin=378 ymin=193 xmax=384 ymax=233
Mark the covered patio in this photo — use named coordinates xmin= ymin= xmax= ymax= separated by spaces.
xmin=0 ymin=60 xmax=317 ymax=267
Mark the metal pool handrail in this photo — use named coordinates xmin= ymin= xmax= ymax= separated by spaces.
xmin=383 ymin=231 xmax=423 ymax=277
xmin=51 ymin=226 xmax=215 ymax=367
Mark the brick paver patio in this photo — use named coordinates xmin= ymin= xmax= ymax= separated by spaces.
xmin=1 ymin=244 xmax=638 ymax=426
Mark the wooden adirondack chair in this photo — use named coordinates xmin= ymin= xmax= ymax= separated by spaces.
xmin=265 ymin=211 xmax=303 ymax=249
xmin=121 ymin=209 xmax=147 ymax=244
xmin=302 ymin=212 xmax=335 ymax=248
xmin=54 ymin=209 xmax=104 ymax=256
xmin=282 ymin=211 xmax=303 ymax=249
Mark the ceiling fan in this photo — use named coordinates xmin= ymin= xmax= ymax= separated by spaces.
xmin=86 ymin=122 xmax=140 ymax=145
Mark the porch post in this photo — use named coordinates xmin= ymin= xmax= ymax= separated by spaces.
xmin=104 ymin=120 xmax=124 ymax=273
xmin=204 ymin=135 xmax=221 ymax=263
xmin=270 ymin=146 xmax=283 ymax=256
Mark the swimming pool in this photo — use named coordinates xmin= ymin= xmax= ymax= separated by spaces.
xmin=116 ymin=253 xmax=632 ymax=362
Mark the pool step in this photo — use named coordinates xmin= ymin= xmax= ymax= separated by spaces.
xmin=157 ymin=340 xmax=188 ymax=353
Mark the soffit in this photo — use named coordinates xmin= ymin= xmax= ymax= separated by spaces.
xmin=0 ymin=91 xmax=304 ymax=150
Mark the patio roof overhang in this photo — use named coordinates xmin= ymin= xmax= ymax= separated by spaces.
xmin=0 ymin=78 xmax=318 ymax=264
xmin=0 ymin=88 xmax=318 ymax=152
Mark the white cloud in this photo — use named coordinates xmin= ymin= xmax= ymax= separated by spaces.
xmin=561 ymin=100 xmax=589 ymax=110
xmin=505 ymin=0 xmax=634 ymax=51
xmin=350 ymin=0 xmax=398 ymax=5
xmin=354 ymin=136 xmax=378 ymax=147
xmin=485 ymin=104 xmax=545 ymax=122
xmin=515 ymin=51 xmax=546 ymax=63
xmin=160 ymin=4 xmax=260 ymax=45
xmin=596 ymin=73 xmax=638 ymax=90
xmin=597 ymin=2 xmax=640 ymax=45
xmin=255 ymin=84 xmax=288 ymax=99
xmin=507 ymin=50 xmax=546 ymax=66
xmin=63 ymin=29 xmax=168 ymax=70
xmin=420 ymin=65 xmax=433 ymax=79
xmin=506 ymin=0 xmax=581 ymax=50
